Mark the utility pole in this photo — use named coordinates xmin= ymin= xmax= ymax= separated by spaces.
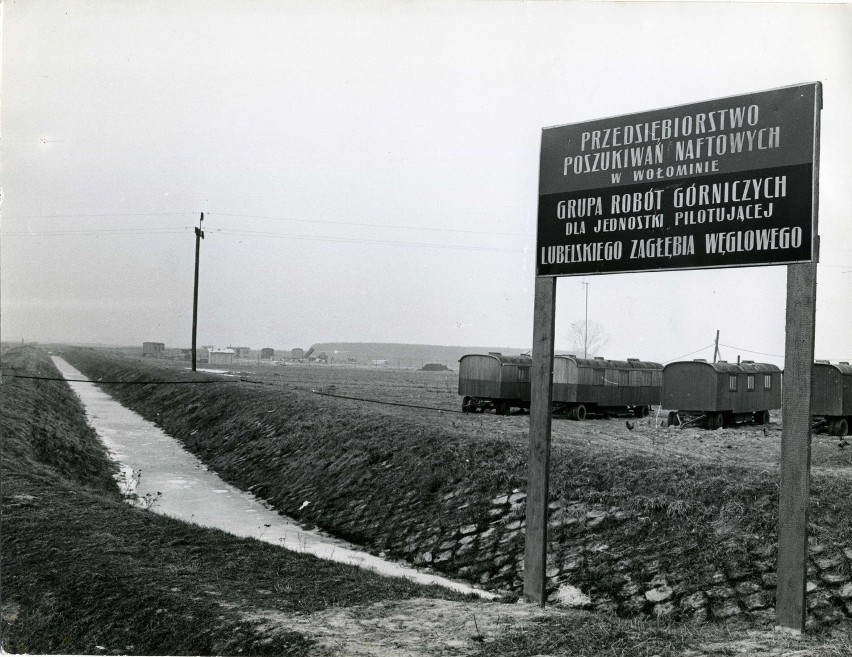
xmin=713 ymin=329 xmax=720 ymax=363
xmin=582 ymin=282 xmax=589 ymax=359
xmin=192 ymin=212 xmax=204 ymax=372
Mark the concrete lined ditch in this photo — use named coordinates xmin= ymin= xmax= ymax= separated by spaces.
xmin=51 ymin=356 xmax=496 ymax=599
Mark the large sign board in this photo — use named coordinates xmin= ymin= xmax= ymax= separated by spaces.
xmin=537 ymin=84 xmax=819 ymax=276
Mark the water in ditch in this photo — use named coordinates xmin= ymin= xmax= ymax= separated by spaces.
xmin=52 ymin=357 xmax=495 ymax=599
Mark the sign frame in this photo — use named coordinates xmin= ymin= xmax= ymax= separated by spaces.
xmin=535 ymin=83 xmax=819 ymax=278
xmin=524 ymin=82 xmax=822 ymax=634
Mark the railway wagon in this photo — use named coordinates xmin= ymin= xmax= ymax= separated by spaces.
xmin=662 ymin=360 xmax=782 ymax=429
xmin=813 ymin=361 xmax=852 ymax=436
xmin=552 ymin=356 xmax=662 ymax=420
xmin=459 ymin=353 xmax=531 ymax=415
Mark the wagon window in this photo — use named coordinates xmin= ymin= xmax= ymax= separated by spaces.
xmin=618 ymin=370 xmax=630 ymax=386
xmin=518 ymin=367 xmax=530 ymax=382
xmin=764 ymin=374 xmax=772 ymax=389
xmin=729 ymin=374 xmax=738 ymax=392
xmin=593 ymin=369 xmax=604 ymax=386
xmin=747 ymin=374 xmax=755 ymax=391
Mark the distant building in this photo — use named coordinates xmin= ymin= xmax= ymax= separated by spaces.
xmin=208 ymin=348 xmax=235 ymax=365
xmin=261 ymin=348 xmax=275 ymax=359
xmin=291 ymin=348 xmax=305 ymax=360
xmin=142 ymin=342 xmax=165 ymax=358
xmin=311 ymin=351 xmax=329 ymax=363
xmin=181 ymin=347 xmax=206 ymax=361
xmin=371 ymin=359 xmax=388 ymax=366
xmin=229 ymin=346 xmax=251 ymax=358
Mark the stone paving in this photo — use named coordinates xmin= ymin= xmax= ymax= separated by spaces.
xmin=348 ymin=487 xmax=852 ymax=625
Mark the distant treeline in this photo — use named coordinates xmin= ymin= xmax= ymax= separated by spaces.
xmin=309 ymin=342 xmax=528 ymax=368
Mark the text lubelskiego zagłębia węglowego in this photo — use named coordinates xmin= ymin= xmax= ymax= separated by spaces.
xmin=536 ymin=84 xmax=817 ymax=275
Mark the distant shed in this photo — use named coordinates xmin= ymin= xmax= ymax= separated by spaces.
xmin=208 ymin=348 xmax=235 ymax=366
xmin=261 ymin=348 xmax=275 ymax=359
xmin=142 ymin=342 xmax=165 ymax=358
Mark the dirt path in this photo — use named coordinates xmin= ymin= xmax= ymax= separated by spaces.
xmin=240 ymin=598 xmax=562 ymax=657
xmin=238 ymin=597 xmax=842 ymax=657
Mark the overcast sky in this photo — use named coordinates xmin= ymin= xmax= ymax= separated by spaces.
xmin=2 ymin=1 xmax=851 ymax=365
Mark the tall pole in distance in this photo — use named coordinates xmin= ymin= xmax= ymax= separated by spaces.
xmin=713 ymin=329 xmax=720 ymax=363
xmin=192 ymin=212 xmax=204 ymax=372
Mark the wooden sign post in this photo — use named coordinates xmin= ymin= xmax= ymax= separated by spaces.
xmin=776 ymin=260 xmax=818 ymax=629
xmin=523 ymin=276 xmax=556 ymax=604
xmin=526 ymin=83 xmax=821 ymax=629
xmin=776 ymin=84 xmax=821 ymax=631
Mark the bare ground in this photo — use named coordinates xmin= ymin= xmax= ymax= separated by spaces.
xmin=240 ymin=598 xmax=555 ymax=657
xmin=238 ymin=597 xmax=848 ymax=657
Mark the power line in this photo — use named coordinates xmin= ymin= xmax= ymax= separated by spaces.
xmin=208 ymin=212 xmax=530 ymax=237
xmin=720 ymin=344 xmax=852 ymax=362
xmin=5 ymin=374 xmax=238 ymax=385
xmin=661 ymin=343 xmax=714 ymax=364
xmin=2 ymin=212 xmax=193 ymax=219
xmin=306 ymin=387 xmax=464 ymax=413
xmin=1 ymin=228 xmax=193 ymax=236
xmin=719 ymin=343 xmax=784 ymax=359
xmin=209 ymin=228 xmax=526 ymax=253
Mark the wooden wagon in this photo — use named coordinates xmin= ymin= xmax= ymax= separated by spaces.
xmin=458 ymin=353 xmax=531 ymax=415
xmin=551 ymin=356 xmax=662 ymax=420
xmin=813 ymin=361 xmax=852 ymax=437
xmin=662 ymin=360 xmax=782 ymax=429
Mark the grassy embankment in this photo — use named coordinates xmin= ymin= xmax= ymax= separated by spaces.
xmin=0 ymin=346 xmax=469 ymax=655
xmin=60 ymin=348 xmax=852 ymax=628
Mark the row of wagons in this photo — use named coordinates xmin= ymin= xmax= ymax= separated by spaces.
xmin=457 ymin=353 xmax=852 ymax=436
xmin=458 ymin=353 xmax=660 ymax=420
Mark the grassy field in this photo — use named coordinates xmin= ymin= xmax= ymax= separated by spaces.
xmin=0 ymin=346 xmax=471 ymax=655
xmin=6 ymin=344 xmax=851 ymax=655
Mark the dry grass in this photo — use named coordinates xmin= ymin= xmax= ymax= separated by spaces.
xmin=35 ymin=346 xmax=852 ymax=656
xmin=1 ymin=346 xmax=470 ymax=656
xmin=60 ymin=348 xmax=852 ymax=602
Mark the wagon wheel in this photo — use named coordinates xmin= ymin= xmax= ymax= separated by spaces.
xmin=754 ymin=410 xmax=770 ymax=426
xmin=462 ymin=396 xmax=472 ymax=413
xmin=834 ymin=418 xmax=849 ymax=438
xmin=667 ymin=411 xmax=680 ymax=427
xmin=496 ymin=400 xmax=510 ymax=416
xmin=706 ymin=412 xmax=723 ymax=430
xmin=570 ymin=404 xmax=587 ymax=421
xmin=636 ymin=405 xmax=650 ymax=418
